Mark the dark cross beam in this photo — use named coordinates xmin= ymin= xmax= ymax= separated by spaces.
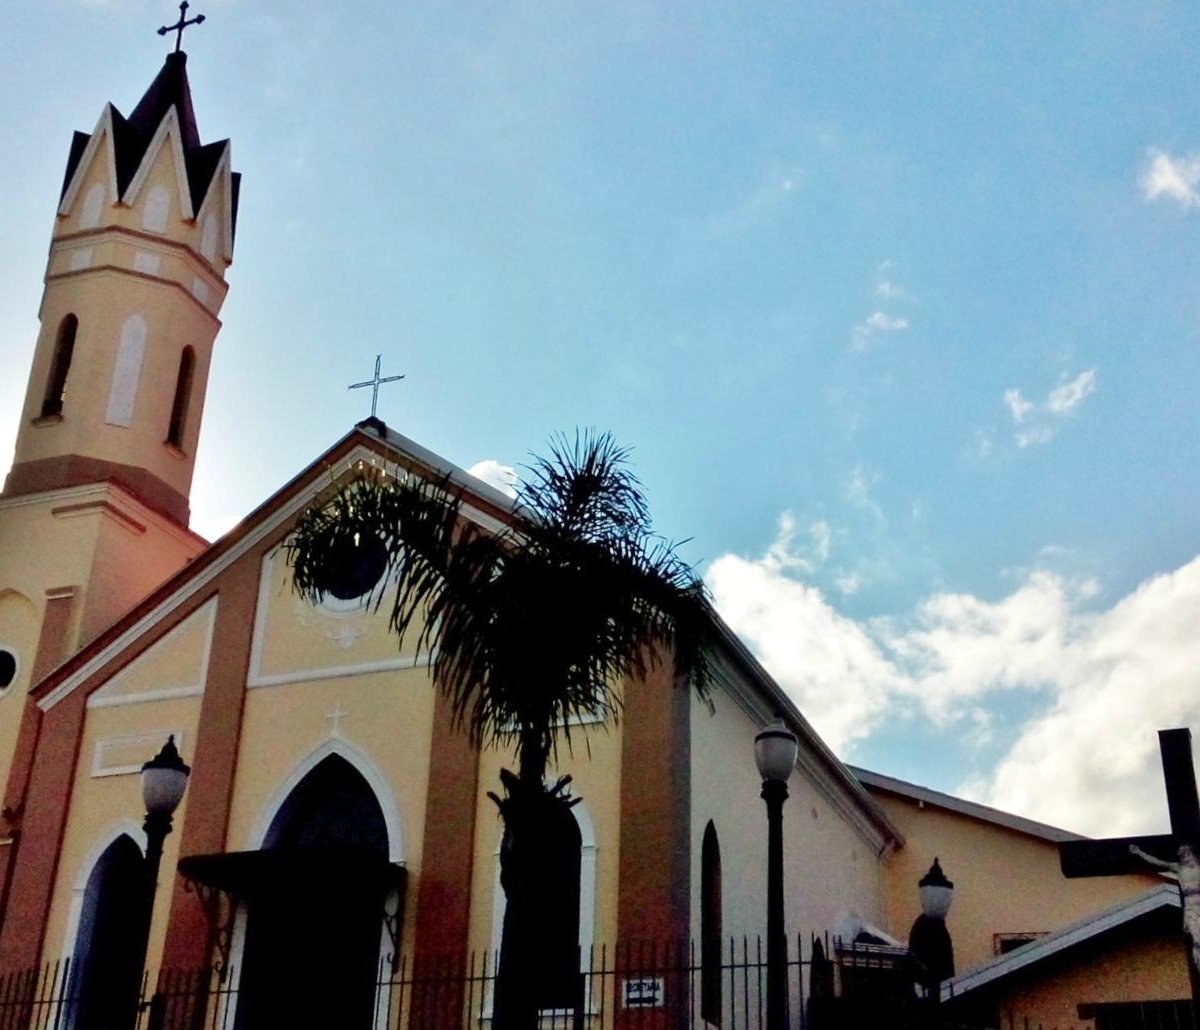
xmin=158 ymin=2 xmax=206 ymax=54
xmin=1060 ymin=728 xmax=1200 ymax=1014
xmin=349 ymin=355 xmax=405 ymax=419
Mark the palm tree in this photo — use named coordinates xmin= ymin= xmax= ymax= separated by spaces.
xmin=286 ymin=431 xmax=714 ymax=1028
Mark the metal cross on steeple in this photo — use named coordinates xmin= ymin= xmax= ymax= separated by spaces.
xmin=158 ymin=2 xmax=206 ymax=54
xmin=349 ymin=355 xmax=405 ymax=419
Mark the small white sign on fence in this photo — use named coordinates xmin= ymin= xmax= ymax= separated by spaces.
xmin=622 ymin=976 xmax=664 ymax=1009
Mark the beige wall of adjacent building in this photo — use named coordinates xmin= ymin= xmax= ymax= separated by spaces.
xmin=870 ymin=786 xmax=1163 ymax=972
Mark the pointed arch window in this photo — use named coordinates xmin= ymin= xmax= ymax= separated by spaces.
xmin=234 ymin=755 xmax=392 ymax=1030
xmin=166 ymin=347 xmax=195 ymax=449
xmin=41 ymin=315 xmax=78 ymax=419
xmin=69 ymin=834 xmax=146 ymax=1030
xmin=701 ymin=820 xmax=723 ymax=1026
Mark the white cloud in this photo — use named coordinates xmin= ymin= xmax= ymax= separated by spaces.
xmin=1003 ymin=370 xmax=1097 ymax=447
xmin=1048 ymin=369 xmax=1097 ymax=414
xmin=760 ymin=512 xmax=835 ymax=575
xmin=852 ymin=311 xmax=909 ymax=351
xmin=1015 ymin=425 xmax=1054 ymax=449
xmin=1004 ymin=389 xmax=1033 ymax=424
xmin=706 ymin=164 xmax=805 ymax=233
xmin=1139 ymin=149 xmax=1200 ymax=209
xmin=466 ymin=459 xmax=519 ymax=498
xmin=708 ymin=548 xmax=903 ymax=753
xmin=876 ymin=280 xmax=909 ymax=301
xmin=846 ymin=466 xmax=885 ymax=523
xmin=708 ymin=518 xmax=1200 ymax=837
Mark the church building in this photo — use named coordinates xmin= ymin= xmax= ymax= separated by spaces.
xmin=0 ymin=31 xmax=1191 ymax=1030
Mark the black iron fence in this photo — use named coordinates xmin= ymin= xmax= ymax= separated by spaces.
xmin=0 ymin=939 xmax=1189 ymax=1030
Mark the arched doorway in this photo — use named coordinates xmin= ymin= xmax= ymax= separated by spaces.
xmin=70 ymin=834 xmax=145 ymax=1030
xmin=234 ymin=755 xmax=390 ymax=1029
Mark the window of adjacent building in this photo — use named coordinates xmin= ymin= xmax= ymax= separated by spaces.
xmin=0 ymin=650 xmax=15 ymax=692
xmin=993 ymin=931 xmax=1046 ymax=955
xmin=701 ymin=820 xmax=723 ymax=1026
xmin=41 ymin=314 xmax=78 ymax=418
xmin=1078 ymin=1000 xmax=1196 ymax=1030
xmin=166 ymin=346 xmax=195 ymax=448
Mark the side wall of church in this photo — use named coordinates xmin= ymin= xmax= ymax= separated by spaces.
xmin=690 ymin=682 xmax=888 ymax=944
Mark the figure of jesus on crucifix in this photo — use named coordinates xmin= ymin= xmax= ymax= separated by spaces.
xmin=1128 ymin=839 xmax=1200 ymax=976
xmin=1060 ymin=728 xmax=1200 ymax=1017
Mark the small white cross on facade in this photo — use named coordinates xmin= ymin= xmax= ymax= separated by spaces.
xmin=326 ymin=702 xmax=350 ymax=738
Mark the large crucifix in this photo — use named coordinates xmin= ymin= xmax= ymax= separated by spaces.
xmin=1060 ymin=727 xmax=1200 ymax=1013
xmin=158 ymin=2 xmax=205 ymax=54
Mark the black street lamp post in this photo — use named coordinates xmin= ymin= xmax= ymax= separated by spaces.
xmin=755 ymin=717 xmax=799 ymax=1030
xmin=134 ymin=736 xmax=190 ymax=1020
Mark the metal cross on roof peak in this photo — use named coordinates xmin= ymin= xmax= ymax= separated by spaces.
xmin=158 ymin=2 xmax=205 ymax=54
xmin=349 ymin=355 xmax=405 ymax=419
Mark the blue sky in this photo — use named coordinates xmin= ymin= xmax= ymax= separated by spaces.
xmin=3 ymin=1 xmax=1200 ymax=836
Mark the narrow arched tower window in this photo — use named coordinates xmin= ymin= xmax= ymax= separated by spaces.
xmin=701 ymin=819 xmax=723 ymax=1026
xmin=167 ymin=346 xmax=195 ymax=448
xmin=41 ymin=314 xmax=78 ymax=418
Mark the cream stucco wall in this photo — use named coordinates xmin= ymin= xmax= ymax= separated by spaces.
xmin=42 ymin=693 xmax=204 ymax=974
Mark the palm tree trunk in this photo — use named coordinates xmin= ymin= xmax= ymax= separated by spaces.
xmin=492 ymin=767 xmax=542 ymax=1030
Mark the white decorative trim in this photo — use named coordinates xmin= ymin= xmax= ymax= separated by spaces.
xmin=58 ymin=105 xmax=120 ymax=218
xmin=69 ymin=248 xmax=93 ymax=271
xmin=105 ymin=313 xmax=148 ymax=428
xmin=247 ymin=549 xmax=429 ymax=688
xmin=193 ymin=145 xmax=234 ymax=264
xmin=247 ymin=654 xmax=428 ymax=690
xmin=79 ymin=183 xmax=106 ymax=230
xmin=88 ymin=686 xmax=203 ymax=710
xmin=133 ymin=250 xmax=162 ymax=275
xmin=139 ymin=187 xmax=171 ymax=234
xmin=247 ymin=736 xmax=406 ymax=865
xmin=92 ymin=730 xmax=186 ymax=777
xmin=122 ymin=106 xmax=195 ymax=221
xmin=86 ymin=597 xmax=216 ymax=710
xmin=38 ymin=441 xmax=511 ymax=713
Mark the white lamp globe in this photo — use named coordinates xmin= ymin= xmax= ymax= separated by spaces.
xmin=141 ymin=735 xmax=191 ymax=818
xmin=754 ymin=718 xmax=799 ymax=783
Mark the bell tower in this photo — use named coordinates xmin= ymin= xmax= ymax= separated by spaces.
xmin=5 ymin=47 xmax=238 ymax=524
xmin=0 ymin=34 xmax=240 ymax=775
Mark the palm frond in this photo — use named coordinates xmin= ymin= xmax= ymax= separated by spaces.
xmin=286 ymin=433 xmax=715 ymax=784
